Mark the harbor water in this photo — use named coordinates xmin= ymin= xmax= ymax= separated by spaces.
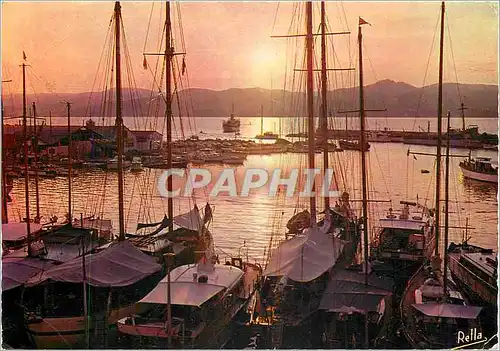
xmin=6 ymin=117 xmax=498 ymax=266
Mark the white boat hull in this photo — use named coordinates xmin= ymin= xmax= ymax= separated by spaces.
xmin=460 ymin=166 xmax=498 ymax=183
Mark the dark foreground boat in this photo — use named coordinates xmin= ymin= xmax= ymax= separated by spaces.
xmin=400 ymin=259 xmax=483 ymax=349
xmin=2 ymin=256 xmax=59 ymax=348
xmin=117 ymin=253 xmax=262 ymax=349
xmin=448 ymin=242 xmax=498 ymax=336
xmin=318 ymin=265 xmax=394 ymax=348
xmin=22 ymin=240 xmax=163 ymax=348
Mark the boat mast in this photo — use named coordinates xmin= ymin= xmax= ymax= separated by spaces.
xmin=320 ymin=1 xmax=329 ymax=211
xmin=114 ymin=1 xmax=126 ymax=241
xmin=358 ymin=17 xmax=370 ymax=349
xmin=1 ymin=79 xmax=12 ymax=224
xmin=165 ymin=2 xmax=173 ymax=347
xmin=166 ymin=0 xmax=173 ymax=233
xmin=458 ymin=102 xmax=467 ymax=131
xmin=443 ymin=110 xmax=450 ymax=296
xmin=260 ymin=104 xmax=264 ymax=136
xmin=22 ymin=60 xmax=32 ymax=256
xmin=32 ymin=102 xmax=40 ymax=223
xmin=306 ymin=1 xmax=316 ymax=226
xmin=434 ymin=1 xmax=445 ymax=257
xmin=66 ymin=102 xmax=73 ymax=225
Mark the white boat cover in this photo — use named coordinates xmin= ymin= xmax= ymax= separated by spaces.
xmin=2 ymin=223 xmax=43 ymax=242
xmin=319 ymin=269 xmax=393 ymax=314
xmin=412 ymin=303 xmax=482 ymax=319
xmin=140 ymin=264 xmax=244 ymax=307
xmin=25 ymin=240 xmax=161 ymax=287
xmin=2 ymin=257 xmax=58 ymax=291
xmin=263 ymin=221 xmax=345 ymax=283
xmin=173 ymin=207 xmax=203 ymax=231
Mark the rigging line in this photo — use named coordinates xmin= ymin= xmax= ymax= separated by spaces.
xmin=271 ymin=2 xmax=280 ymax=35
xmin=411 ymin=9 xmax=441 ymax=133
xmin=143 ymin=2 xmax=155 ymax=56
xmin=85 ymin=16 xmax=114 ymax=118
xmin=405 ymin=152 xmax=410 ymax=200
xmin=445 ymin=14 xmax=462 ymax=104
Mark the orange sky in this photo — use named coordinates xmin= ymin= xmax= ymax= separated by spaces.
xmin=1 ymin=1 xmax=498 ymax=94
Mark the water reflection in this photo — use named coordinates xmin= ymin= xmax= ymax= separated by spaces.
xmin=460 ymin=176 xmax=498 ymax=201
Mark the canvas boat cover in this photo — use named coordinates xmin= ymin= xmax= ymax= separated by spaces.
xmin=2 ymin=223 xmax=43 ymax=242
xmin=140 ymin=263 xmax=244 ymax=307
xmin=2 ymin=257 xmax=58 ymax=291
xmin=173 ymin=207 xmax=203 ymax=231
xmin=25 ymin=240 xmax=161 ymax=287
xmin=319 ymin=268 xmax=394 ymax=314
xmin=412 ymin=303 xmax=482 ymax=319
xmin=263 ymin=218 xmax=346 ymax=282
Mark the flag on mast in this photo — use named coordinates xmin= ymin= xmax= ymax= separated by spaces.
xmin=23 ymin=51 xmax=27 ymax=60
xmin=182 ymin=57 xmax=186 ymax=76
xmin=359 ymin=17 xmax=371 ymax=26
xmin=142 ymin=56 xmax=148 ymax=70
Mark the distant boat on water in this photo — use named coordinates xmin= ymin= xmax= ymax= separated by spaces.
xmin=255 ymin=131 xmax=278 ymax=140
xmin=459 ymin=157 xmax=498 ymax=183
xmin=254 ymin=104 xmax=278 ymax=140
xmin=222 ymin=103 xmax=240 ymax=133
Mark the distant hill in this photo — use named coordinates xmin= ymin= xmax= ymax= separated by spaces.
xmin=2 ymin=80 xmax=497 ymax=119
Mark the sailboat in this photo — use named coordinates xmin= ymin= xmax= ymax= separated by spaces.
xmin=255 ymin=104 xmax=278 ymax=140
xmin=21 ymin=4 xmax=165 ymax=348
xmin=1 ymin=64 xmax=54 ymax=348
xmin=122 ymin=0 xmax=213 ymax=266
xmin=258 ymin=3 xmax=360 ymax=347
xmin=399 ymin=3 xmax=483 ymax=348
xmin=318 ymin=16 xmax=395 ymax=349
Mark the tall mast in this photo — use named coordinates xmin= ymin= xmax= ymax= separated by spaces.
xmin=1 ymin=79 xmax=12 ymax=224
xmin=320 ymin=1 xmax=329 ymax=211
xmin=434 ymin=1 xmax=445 ymax=256
xmin=443 ymin=111 xmax=450 ymax=296
xmin=66 ymin=102 xmax=73 ymax=225
xmin=166 ymin=0 xmax=173 ymax=233
xmin=32 ymin=102 xmax=40 ymax=223
xmin=458 ymin=102 xmax=467 ymax=131
xmin=260 ymin=104 xmax=264 ymax=136
xmin=306 ymin=1 xmax=316 ymax=226
xmin=358 ymin=18 xmax=370 ymax=349
xmin=22 ymin=61 xmax=32 ymax=256
xmin=114 ymin=1 xmax=125 ymax=240
xmin=165 ymin=2 xmax=173 ymax=346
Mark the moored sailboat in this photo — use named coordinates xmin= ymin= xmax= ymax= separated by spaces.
xmin=20 ymin=3 xmax=167 ymax=347
xmin=318 ymin=16 xmax=394 ymax=349
xmin=257 ymin=4 xmax=360 ymax=348
xmin=399 ymin=3 xmax=484 ymax=348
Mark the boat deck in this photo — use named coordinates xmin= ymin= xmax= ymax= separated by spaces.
xmin=463 ymin=252 xmax=497 ymax=277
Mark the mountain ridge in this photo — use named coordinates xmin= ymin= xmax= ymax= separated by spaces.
xmin=2 ymin=80 xmax=497 ymax=118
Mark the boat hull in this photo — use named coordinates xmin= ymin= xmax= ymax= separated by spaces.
xmin=459 ymin=166 xmax=498 ymax=183
xmin=25 ymin=304 xmax=138 ymax=349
